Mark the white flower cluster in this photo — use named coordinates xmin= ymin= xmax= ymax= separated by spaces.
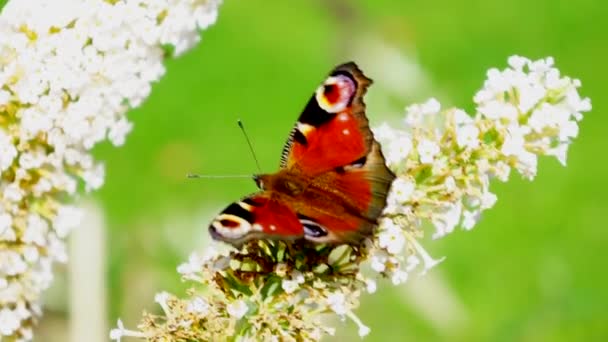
xmin=0 ymin=0 xmax=221 ymax=339
xmin=372 ymin=55 xmax=591 ymax=287
xmin=115 ymin=56 xmax=590 ymax=341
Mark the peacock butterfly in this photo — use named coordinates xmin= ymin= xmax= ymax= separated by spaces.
xmin=209 ymin=62 xmax=395 ymax=246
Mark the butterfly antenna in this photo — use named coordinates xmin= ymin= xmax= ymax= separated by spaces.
xmin=187 ymin=173 xmax=251 ymax=179
xmin=237 ymin=119 xmax=262 ymax=173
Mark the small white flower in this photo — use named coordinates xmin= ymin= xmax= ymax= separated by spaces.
xmin=566 ymin=89 xmax=592 ymax=114
xmin=0 ymin=130 xmax=17 ymax=172
xmin=462 ymin=210 xmax=480 ymax=230
xmin=293 ymin=271 xmax=305 ymax=284
xmin=444 ymin=176 xmax=457 ymax=193
xmin=177 ymin=253 xmax=205 ymax=277
xmin=370 ymin=253 xmax=387 ymax=273
xmin=82 ymin=164 xmax=105 ymax=192
xmin=477 ymin=100 xmax=519 ymax=121
xmin=480 ymin=191 xmax=498 ymax=209
xmin=108 ymin=118 xmax=133 ymax=146
xmin=385 ymin=136 xmax=413 ymax=167
xmin=154 ymin=292 xmax=171 ymax=315
xmin=227 ymin=300 xmax=248 ymax=319
xmin=372 ymin=122 xmax=397 ymax=141
xmin=529 ymin=56 xmax=554 ymax=73
xmin=18 ymin=151 xmax=45 ymax=170
xmin=326 ymin=292 xmax=348 ymax=316
xmin=0 ymin=90 xmax=9 ymax=105
xmin=0 ymin=251 xmax=28 ymax=276
xmin=365 ymin=279 xmax=377 ymax=294
xmin=109 ymin=318 xmax=147 ymax=341
xmin=3 ymin=183 xmax=23 ymax=202
xmin=281 ymin=279 xmax=299 ymax=294
xmin=493 ymin=161 xmax=511 ymax=182
xmin=547 ymin=143 xmax=568 ymax=166
xmin=358 ymin=324 xmax=371 ymax=337
xmin=387 ymin=177 xmax=415 ymax=205
xmin=22 ymin=247 xmax=39 ymax=263
xmin=187 ymin=297 xmax=209 ymax=315
xmin=417 ymin=139 xmax=440 ymax=164
xmin=432 ymin=203 xmax=462 ymax=239
xmin=515 ymin=75 xmax=547 ymax=113
xmin=52 ymin=205 xmax=83 ymax=238
xmin=391 ymin=269 xmax=408 ymax=285
xmin=507 ymin=55 xmax=528 ymax=71
xmin=23 ymin=214 xmax=48 ymax=246
xmin=0 ymin=214 xmax=14 ymax=241
xmin=405 ymin=255 xmax=421 ymax=272
xmin=515 ymin=150 xmax=538 ymax=180
xmin=456 ymin=124 xmax=480 ymax=149
xmin=405 ymin=98 xmax=441 ymax=127
xmin=0 ymin=308 xmax=21 ymax=336
xmin=452 ymin=109 xmax=473 ymax=125
xmin=378 ymin=220 xmax=406 ymax=255
xmin=109 ymin=319 xmax=126 ymax=341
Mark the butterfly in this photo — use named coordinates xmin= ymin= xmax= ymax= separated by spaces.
xmin=209 ymin=62 xmax=395 ymax=246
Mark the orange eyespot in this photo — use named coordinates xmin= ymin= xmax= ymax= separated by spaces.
xmin=315 ymin=75 xmax=355 ymax=113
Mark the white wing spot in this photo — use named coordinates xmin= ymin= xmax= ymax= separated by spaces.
xmin=342 ymin=128 xmax=350 ymax=135
xmin=297 ymin=122 xmax=315 ymax=135
xmin=337 ymin=113 xmax=350 ymax=122
xmin=238 ymin=201 xmax=253 ymax=211
xmin=270 ymin=225 xmax=277 ymax=231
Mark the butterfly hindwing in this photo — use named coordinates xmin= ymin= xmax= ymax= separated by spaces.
xmin=287 ymin=141 xmax=394 ymax=243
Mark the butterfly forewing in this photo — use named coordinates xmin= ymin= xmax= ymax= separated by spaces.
xmin=280 ymin=62 xmax=374 ymax=174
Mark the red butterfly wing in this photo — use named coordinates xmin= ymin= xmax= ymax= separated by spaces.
xmin=209 ymin=193 xmax=303 ymax=246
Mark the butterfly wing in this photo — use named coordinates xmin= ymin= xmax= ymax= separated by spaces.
xmin=209 ymin=192 xmax=304 ymax=246
xmin=280 ymin=62 xmax=374 ymax=174
xmin=278 ymin=63 xmax=395 ymax=243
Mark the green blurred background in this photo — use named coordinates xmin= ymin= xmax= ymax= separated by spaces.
xmin=2 ymin=0 xmax=606 ymax=340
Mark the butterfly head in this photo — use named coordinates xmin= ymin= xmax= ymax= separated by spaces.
xmin=253 ymin=174 xmax=266 ymax=190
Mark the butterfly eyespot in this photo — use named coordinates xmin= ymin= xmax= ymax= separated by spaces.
xmin=300 ymin=218 xmax=328 ymax=239
xmin=315 ymin=75 xmax=355 ymax=113
xmin=210 ymin=214 xmax=253 ymax=240
xmin=346 ymin=155 xmax=367 ymax=169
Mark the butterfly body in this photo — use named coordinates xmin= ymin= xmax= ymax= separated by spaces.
xmin=210 ymin=63 xmax=395 ymax=246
